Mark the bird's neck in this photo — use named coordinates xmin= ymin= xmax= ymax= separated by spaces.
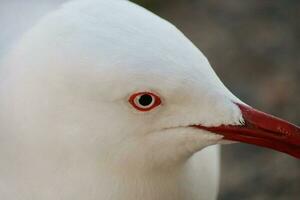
xmin=0 ymin=135 xmax=220 ymax=200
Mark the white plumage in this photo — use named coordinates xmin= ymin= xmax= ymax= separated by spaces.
xmin=1 ymin=0 xmax=299 ymax=200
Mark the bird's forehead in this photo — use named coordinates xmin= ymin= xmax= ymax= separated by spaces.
xmin=18 ymin=0 xmax=219 ymax=93
xmin=27 ymin=0 xmax=209 ymax=72
xmin=6 ymin=0 xmax=231 ymax=101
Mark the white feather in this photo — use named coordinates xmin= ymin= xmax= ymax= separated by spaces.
xmin=0 ymin=0 xmax=244 ymax=199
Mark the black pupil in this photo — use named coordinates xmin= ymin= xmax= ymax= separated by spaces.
xmin=138 ymin=94 xmax=153 ymax=107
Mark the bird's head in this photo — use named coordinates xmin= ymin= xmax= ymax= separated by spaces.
xmin=1 ymin=0 xmax=299 ymax=174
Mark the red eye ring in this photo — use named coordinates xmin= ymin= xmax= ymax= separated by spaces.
xmin=128 ymin=92 xmax=162 ymax=112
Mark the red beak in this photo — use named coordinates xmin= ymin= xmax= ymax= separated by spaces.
xmin=195 ymin=103 xmax=300 ymax=159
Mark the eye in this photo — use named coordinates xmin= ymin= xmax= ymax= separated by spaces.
xmin=128 ymin=92 xmax=162 ymax=112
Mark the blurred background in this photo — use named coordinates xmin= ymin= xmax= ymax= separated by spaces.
xmin=1 ymin=0 xmax=299 ymax=199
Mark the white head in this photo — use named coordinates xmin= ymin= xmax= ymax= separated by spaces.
xmin=0 ymin=0 xmax=241 ymax=172
xmin=1 ymin=0 xmax=298 ymax=178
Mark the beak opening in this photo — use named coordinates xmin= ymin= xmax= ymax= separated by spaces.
xmin=195 ymin=103 xmax=300 ymax=159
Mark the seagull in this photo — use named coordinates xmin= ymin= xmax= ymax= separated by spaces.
xmin=0 ymin=0 xmax=299 ymax=199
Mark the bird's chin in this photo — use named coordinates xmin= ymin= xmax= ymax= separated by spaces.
xmin=148 ymin=127 xmax=223 ymax=161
